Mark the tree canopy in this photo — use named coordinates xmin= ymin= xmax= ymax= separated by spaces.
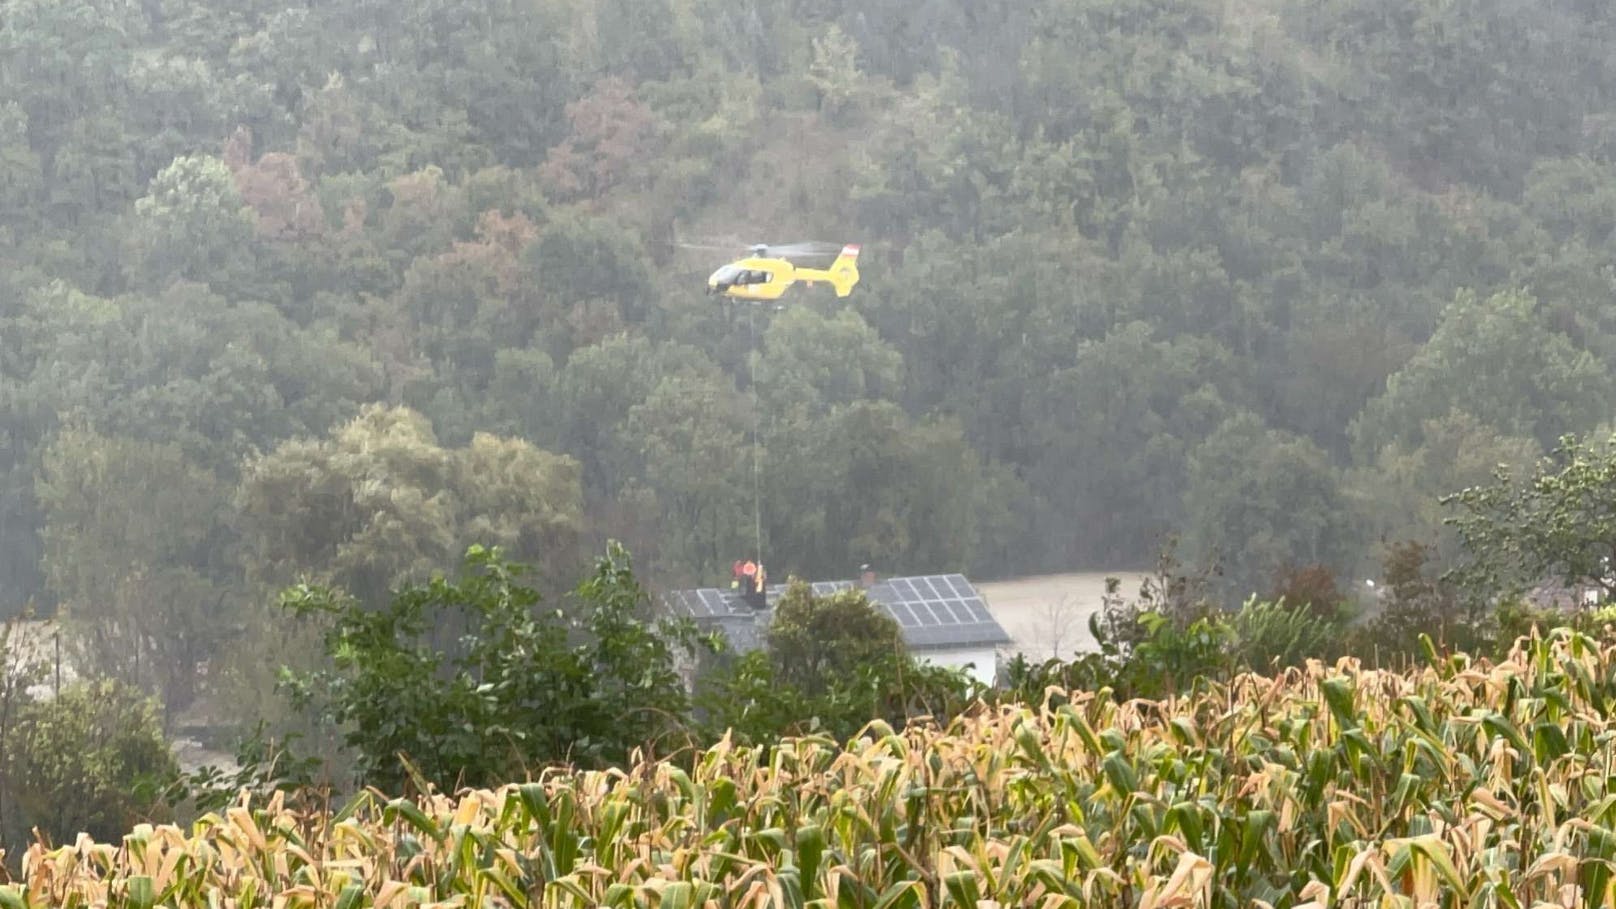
xmin=1 ymin=0 xmax=1615 ymax=734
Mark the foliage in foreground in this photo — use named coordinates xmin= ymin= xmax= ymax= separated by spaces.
xmin=998 ymin=549 xmax=1358 ymax=703
xmin=276 ymin=543 xmax=710 ymax=794
xmin=693 ymin=580 xmax=983 ymax=748
xmin=0 ymin=679 xmax=177 ymax=853
xmin=1444 ymin=431 xmax=1616 ymax=602
xmin=15 ymin=628 xmax=1616 ymax=906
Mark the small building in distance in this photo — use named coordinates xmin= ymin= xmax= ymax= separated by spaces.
xmin=1525 ymin=581 xmax=1606 ymax=611
xmin=660 ymin=569 xmax=1012 ymax=686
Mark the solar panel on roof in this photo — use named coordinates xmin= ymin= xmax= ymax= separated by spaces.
xmin=661 ymin=574 xmax=1011 ymax=649
xmin=661 ymin=586 xmax=751 ymax=619
xmin=864 ymin=574 xmax=1005 ymax=635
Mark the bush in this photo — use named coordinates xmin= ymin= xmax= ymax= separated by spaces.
xmin=279 ymin=542 xmax=711 ymax=793
xmin=1230 ymin=597 xmax=1346 ymax=672
xmin=1000 ymin=586 xmax=1344 ymax=704
xmin=694 ymin=580 xmax=978 ymax=745
xmin=1 ymin=679 xmax=178 ymax=852
xmin=766 ymin=582 xmax=906 ymax=697
xmin=1265 ymin=563 xmax=1346 ymax=618
xmin=1343 ymin=540 xmax=1488 ymax=666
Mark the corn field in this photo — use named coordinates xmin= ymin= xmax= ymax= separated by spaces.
xmin=12 ymin=628 xmax=1616 ymax=907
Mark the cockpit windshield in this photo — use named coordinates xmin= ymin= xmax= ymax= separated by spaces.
xmin=710 ymin=264 xmax=742 ymax=285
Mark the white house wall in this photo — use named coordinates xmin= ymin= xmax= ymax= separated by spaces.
xmin=915 ymin=646 xmax=999 ymax=686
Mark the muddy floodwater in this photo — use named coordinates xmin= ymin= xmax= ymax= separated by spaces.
xmin=978 ymin=571 xmax=1151 ymax=663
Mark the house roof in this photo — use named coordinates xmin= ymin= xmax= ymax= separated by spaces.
xmin=660 ymin=573 xmax=1013 ymax=651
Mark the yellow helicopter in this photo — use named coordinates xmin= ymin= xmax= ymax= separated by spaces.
xmin=706 ymin=242 xmax=861 ymax=301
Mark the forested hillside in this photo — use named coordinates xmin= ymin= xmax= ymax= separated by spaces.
xmin=4 ymin=0 xmax=1616 ymax=659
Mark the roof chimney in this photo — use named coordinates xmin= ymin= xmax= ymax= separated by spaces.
xmin=859 ymin=564 xmax=876 ymax=588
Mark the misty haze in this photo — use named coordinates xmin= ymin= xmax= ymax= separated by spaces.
xmin=0 ymin=0 xmax=1614 ymax=902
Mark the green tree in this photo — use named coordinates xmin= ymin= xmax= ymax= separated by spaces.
xmin=127 ymin=154 xmax=258 ymax=291
xmin=0 ymin=0 xmax=147 ymax=215
xmin=531 ymin=335 xmax=704 ymax=499
xmin=804 ymin=24 xmax=887 ymax=125
xmin=7 ymin=281 xmax=382 ymax=476
xmin=695 ymin=580 xmax=975 ymax=745
xmin=513 ymin=214 xmax=658 ymax=355
xmin=1293 ymin=0 xmax=1604 ymax=192
xmin=1344 ymin=539 xmax=1480 ymax=664
xmin=622 ymin=366 xmax=751 ymax=582
xmin=1023 ymin=322 xmax=1237 ymax=568
xmin=35 ymin=428 xmax=234 ymax=719
xmin=280 ymin=544 xmax=707 ymax=791
xmin=1350 ymin=289 xmax=1612 ymax=459
xmin=1184 ymin=413 xmax=1361 ymax=600
xmin=1444 ymin=432 xmax=1616 ymax=601
xmin=1522 ymin=157 xmax=1616 ymax=245
xmin=763 ymin=401 xmax=1001 ymax=580
xmin=2 ymin=679 xmax=177 ymax=851
xmin=1348 ymin=411 xmax=1542 ymax=570
xmin=766 ymin=582 xmax=905 ymax=698
xmin=0 ymin=102 xmax=43 ymax=234
xmin=237 ymin=404 xmax=583 ymax=605
xmin=755 ymin=306 xmax=903 ymax=418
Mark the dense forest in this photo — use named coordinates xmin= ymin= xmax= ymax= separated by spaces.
xmin=4 ymin=0 xmax=1616 ymax=731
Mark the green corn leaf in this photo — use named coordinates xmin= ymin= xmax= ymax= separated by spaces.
xmin=1059 ymin=705 xmax=1102 ymax=755
xmin=1481 ymin=712 xmax=1531 ymax=756
xmin=1015 ymin=721 xmax=1050 ymax=769
xmin=1168 ymin=802 xmax=1205 ymax=853
xmin=796 ymin=823 xmax=826 ymax=895
xmin=123 ymin=876 xmax=154 ymax=909
xmin=1240 ymin=810 xmax=1277 ymax=871
xmin=549 ymin=878 xmax=597 ymax=905
xmin=333 ymin=884 xmax=365 ymax=909
xmin=660 ymin=882 xmax=696 ymax=909
xmin=519 ymin=783 xmax=550 ymax=827
xmin=480 ymin=868 xmax=529 ymax=909
xmin=1321 ymin=677 xmax=1358 ymax=731
xmin=1408 ymin=836 xmax=1468 ymax=900
xmin=1533 ymin=722 xmax=1570 ymax=764
xmin=942 ymin=870 xmax=981 ymax=906
xmin=384 ymin=798 xmax=444 ymax=844
xmin=872 ymin=881 xmax=923 ymax=909
xmin=1101 ymin=752 xmax=1138 ymax=795
xmin=1579 ymin=821 xmax=1616 ymax=902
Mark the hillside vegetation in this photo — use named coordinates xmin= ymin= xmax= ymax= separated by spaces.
xmin=9 ymin=0 xmax=1616 ymax=895
xmin=9 ymin=628 xmax=1616 ymax=907
xmin=4 ymin=0 xmax=1616 ymax=639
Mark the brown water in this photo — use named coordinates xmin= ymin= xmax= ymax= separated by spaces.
xmin=978 ymin=571 xmax=1150 ymax=662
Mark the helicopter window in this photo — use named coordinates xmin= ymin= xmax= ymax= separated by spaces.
xmin=712 ymin=265 xmax=742 ymax=285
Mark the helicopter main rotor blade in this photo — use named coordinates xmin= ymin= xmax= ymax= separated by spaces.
xmin=759 ymin=241 xmax=845 ymax=258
